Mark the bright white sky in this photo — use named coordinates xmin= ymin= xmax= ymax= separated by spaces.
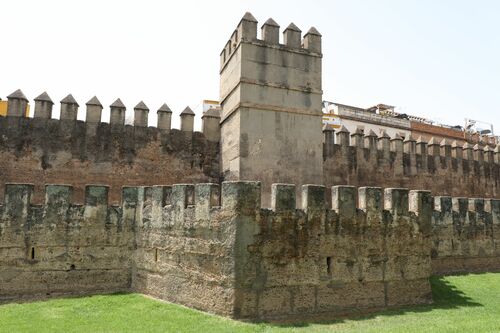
xmin=2 ymin=0 xmax=499 ymax=132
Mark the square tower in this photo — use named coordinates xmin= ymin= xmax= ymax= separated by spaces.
xmin=219 ymin=13 xmax=324 ymax=205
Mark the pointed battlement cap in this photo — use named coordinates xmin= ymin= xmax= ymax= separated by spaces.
xmin=180 ymin=106 xmax=195 ymax=132
xmin=202 ymin=108 xmax=221 ymax=118
xmin=463 ymin=142 xmax=472 ymax=149
xmin=181 ymin=106 xmax=195 ymax=115
xmin=262 ymin=18 xmax=279 ymax=28
xmin=284 ymin=22 xmax=301 ymax=32
xmin=261 ymin=18 xmax=280 ymax=43
xmin=157 ymin=103 xmax=172 ymax=113
xmin=283 ymin=22 xmax=302 ymax=47
xmin=494 ymin=145 xmax=500 ymax=153
xmin=473 ymin=143 xmax=483 ymax=150
xmin=34 ymin=91 xmax=53 ymax=104
xmin=134 ymin=101 xmax=149 ymax=111
xmin=305 ymin=26 xmax=322 ymax=37
xmin=391 ymin=133 xmax=403 ymax=140
xmin=86 ymin=96 xmax=102 ymax=106
xmin=364 ymin=129 xmax=377 ymax=137
xmin=303 ymin=26 xmax=322 ymax=53
xmin=7 ymin=89 xmax=28 ymax=101
xmin=379 ymin=130 xmax=390 ymax=139
xmin=240 ymin=11 xmax=258 ymax=24
xmin=61 ymin=94 xmax=79 ymax=106
xmin=110 ymin=98 xmax=126 ymax=108
xmin=451 ymin=140 xmax=460 ymax=148
xmin=351 ymin=126 xmax=364 ymax=135
xmin=235 ymin=12 xmax=258 ymax=43
xmin=484 ymin=145 xmax=491 ymax=152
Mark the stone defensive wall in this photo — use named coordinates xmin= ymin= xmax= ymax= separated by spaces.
xmin=0 ymin=90 xmax=221 ymax=204
xmin=1 ymin=10 xmax=499 ymax=323
xmin=212 ymin=182 xmax=434 ymax=320
xmin=431 ymin=195 xmax=500 ymax=275
xmin=323 ymin=126 xmax=500 ymax=199
xmin=2 ymin=180 xmax=497 ymax=320
xmin=0 ymin=183 xmax=136 ymax=301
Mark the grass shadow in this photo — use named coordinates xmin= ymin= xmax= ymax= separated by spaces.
xmin=429 ymin=275 xmax=481 ymax=307
xmin=270 ymin=275 xmax=483 ymax=328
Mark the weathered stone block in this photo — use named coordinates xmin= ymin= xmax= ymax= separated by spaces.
xmin=434 ymin=196 xmax=452 ymax=213
xmin=222 ymin=181 xmax=260 ymax=215
xmin=332 ymin=185 xmax=356 ymax=219
xmin=195 ymin=183 xmax=219 ymax=220
xmin=301 ymin=184 xmax=325 ymax=212
xmin=44 ymin=185 xmax=72 ymax=222
xmin=358 ymin=187 xmax=383 ymax=225
xmin=3 ymin=184 xmax=33 ymax=220
xmin=271 ymin=183 xmax=296 ymax=212
xmin=384 ymin=188 xmax=409 ymax=216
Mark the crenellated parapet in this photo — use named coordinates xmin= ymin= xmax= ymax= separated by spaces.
xmin=135 ymin=182 xmax=432 ymax=234
xmin=2 ymin=89 xmax=220 ymax=139
xmin=0 ymin=183 xmax=140 ymax=232
xmin=220 ymin=12 xmax=322 ymax=71
xmin=324 ymin=126 xmax=500 ymax=198
xmin=0 ymin=89 xmax=221 ymax=204
xmin=134 ymin=180 xmax=434 ymax=319
xmin=1 ymin=179 xmax=499 ymax=319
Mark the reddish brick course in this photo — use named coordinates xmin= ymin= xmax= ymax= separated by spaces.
xmin=0 ymin=117 xmax=219 ymax=204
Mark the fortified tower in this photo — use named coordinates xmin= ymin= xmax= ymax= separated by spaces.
xmin=219 ymin=12 xmax=323 ymax=205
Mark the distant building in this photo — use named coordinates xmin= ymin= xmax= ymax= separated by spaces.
xmin=323 ymin=102 xmax=411 ymax=139
xmin=323 ymin=101 xmax=498 ymax=146
xmin=202 ymin=100 xmax=220 ymax=112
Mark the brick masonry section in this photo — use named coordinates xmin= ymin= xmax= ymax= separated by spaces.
xmin=0 ymin=117 xmax=220 ymax=204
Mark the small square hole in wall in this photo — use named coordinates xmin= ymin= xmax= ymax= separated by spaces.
xmin=30 ymin=247 xmax=35 ymax=260
xmin=326 ymin=256 xmax=332 ymax=275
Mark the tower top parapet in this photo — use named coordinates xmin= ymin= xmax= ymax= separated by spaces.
xmin=220 ymin=12 xmax=322 ymax=70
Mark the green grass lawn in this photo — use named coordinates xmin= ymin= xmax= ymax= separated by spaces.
xmin=0 ymin=273 xmax=499 ymax=333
